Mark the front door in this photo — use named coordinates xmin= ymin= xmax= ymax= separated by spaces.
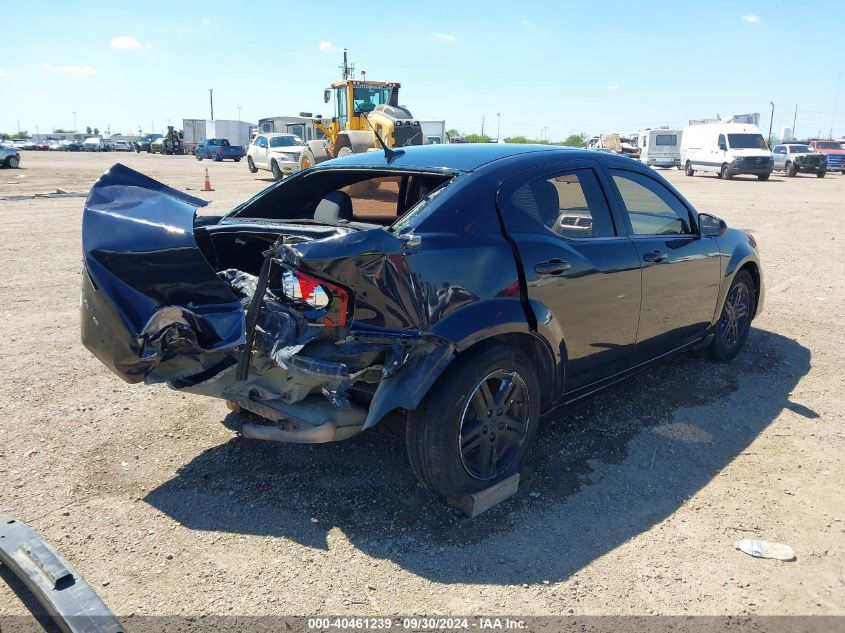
xmin=497 ymin=162 xmax=642 ymax=392
xmin=606 ymin=168 xmax=721 ymax=363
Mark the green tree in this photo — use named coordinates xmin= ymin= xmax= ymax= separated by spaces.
xmin=560 ymin=133 xmax=587 ymax=147
xmin=93 ymin=127 xmax=99 ymax=135
xmin=464 ymin=133 xmax=490 ymax=143
xmin=86 ymin=126 xmax=92 ymax=135
xmin=54 ymin=128 xmax=73 ymax=133
xmin=12 ymin=131 xmax=29 ymax=139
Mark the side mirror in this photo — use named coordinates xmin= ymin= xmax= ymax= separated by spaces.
xmin=324 ymin=89 xmax=331 ymax=104
xmin=699 ymin=213 xmax=727 ymax=237
xmin=719 ymin=143 xmax=727 ymax=151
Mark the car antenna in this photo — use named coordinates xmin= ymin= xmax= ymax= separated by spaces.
xmin=362 ymin=110 xmax=404 ymax=162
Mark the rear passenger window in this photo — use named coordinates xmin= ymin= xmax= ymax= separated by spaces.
xmin=509 ymin=169 xmax=616 ymax=238
xmin=610 ymin=171 xmax=692 ymax=235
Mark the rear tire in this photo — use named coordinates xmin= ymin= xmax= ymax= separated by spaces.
xmin=720 ymin=164 xmax=733 ymax=180
xmin=757 ymin=174 xmax=770 ymax=181
xmin=785 ymin=161 xmax=796 ymax=177
xmin=234 ymin=157 xmax=241 ymax=163
xmin=270 ymin=160 xmax=282 ymax=180
xmin=247 ymin=156 xmax=258 ymax=173
xmin=817 ymin=170 xmax=826 ymax=178
xmin=195 ymin=152 xmax=202 ymax=161
xmin=684 ymin=161 xmax=694 ymax=176
xmin=706 ymin=270 xmax=755 ymax=362
xmin=405 ymin=341 xmax=540 ymax=498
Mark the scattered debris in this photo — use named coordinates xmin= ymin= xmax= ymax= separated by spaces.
xmin=735 ymin=539 xmax=796 ymax=561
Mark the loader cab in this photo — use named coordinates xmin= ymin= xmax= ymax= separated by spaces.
xmin=329 ymin=80 xmax=401 ymax=131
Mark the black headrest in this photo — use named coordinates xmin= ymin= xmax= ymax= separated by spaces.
xmin=314 ymin=190 xmax=353 ymax=223
xmin=529 ymin=179 xmax=561 ymax=228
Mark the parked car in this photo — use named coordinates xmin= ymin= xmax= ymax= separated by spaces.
xmin=807 ymin=139 xmax=845 ymax=174
xmin=81 ymin=145 xmax=764 ymax=499
xmin=64 ymin=140 xmax=84 ymax=152
xmin=0 ymin=145 xmax=20 ymax=168
xmin=35 ymin=141 xmax=50 ymax=151
xmin=82 ymin=137 xmax=106 ymax=152
xmin=136 ymin=134 xmax=163 ymax=153
xmin=149 ymin=137 xmax=165 ymax=154
xmin=681 ymin=123 xmax=773 ymax=180
xmin=48 ymin=141 xmax=64 ymax=151
xmin=247 ymin=133 xmax=307 ymax=179
xmin=194 ymin=138 xmax=244 ymax=162
xmin=772 ymin=143 xmax=827 ymax=177
xmin=112 ymin=140 xmax=134 ymax=152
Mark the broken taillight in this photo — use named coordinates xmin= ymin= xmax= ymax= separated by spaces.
xmin=284 ymin=269 xmax=349 ymax=327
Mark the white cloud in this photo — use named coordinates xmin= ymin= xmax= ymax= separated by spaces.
xmin=201 ymin=17 xmax=211 ymax=26
xmin=319 ymin=41 xmax=335 ymax=52
xmin=432 ymin=32 xmax=456 ymax=42
xmin=521 ymin=19 xmax=533 ymax=27
xmin=607 ymin=84 xmax=619 ymax=91
xmin=41 ymin=62 xmax=97 ymax=76
xmin=111 ymin=35 xmax=143 ymax=49
xmin=742 ymin=13 xmax=760 ymax=23
xmin=0 ymin=68 xmax=7 ymax=77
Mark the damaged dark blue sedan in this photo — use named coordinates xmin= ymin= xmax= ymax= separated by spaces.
xmin=81 ymin=144 xmax=763 ymax=498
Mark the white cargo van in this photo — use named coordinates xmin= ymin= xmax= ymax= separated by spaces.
xmin=637 ymin=128 xmax=683 ymax=168
xmin=681 ymin=123 xmax=773 ymax=180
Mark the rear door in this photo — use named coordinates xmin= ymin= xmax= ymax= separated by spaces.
xmin=497 ymin=161 xmax=642 ymax=392
xmin=606 ymin=168 xmax=721 ymax=362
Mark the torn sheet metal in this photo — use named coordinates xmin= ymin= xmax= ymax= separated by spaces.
xmin=0 ymin=515 xmax=124 ymax=633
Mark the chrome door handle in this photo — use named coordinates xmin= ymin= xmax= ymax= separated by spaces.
xmin=534 ymin=259 xmax=571 ymax=275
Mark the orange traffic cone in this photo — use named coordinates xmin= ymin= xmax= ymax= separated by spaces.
xmin=203 ymin=167 xmax=214 ymax=191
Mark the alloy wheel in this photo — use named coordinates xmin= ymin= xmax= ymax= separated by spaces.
xmin=719 ymin=281 xmax=750 ymax=348
xmin=458 ymin=369 xmax=531 ymax=480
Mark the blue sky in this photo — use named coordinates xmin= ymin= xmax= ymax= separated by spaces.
xmin=1 ymin=1 xmax=844 ymax=139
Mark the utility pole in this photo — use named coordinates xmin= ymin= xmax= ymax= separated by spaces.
xmin=792 ymin=104 xmax=798 ymax=139
xmin=72 ymin=112 xmax=77 ymax=133
xmin=481 ymin=115 xmax=485 ymax=137
xmin=209 ymin=89 xmax=214 ymax=120
xmin=767 ymin=101 xmax=775 ymax=146
xmin=237 ymin=104 xmax=242 ymax=121
xmin=16 ymin=119 xmax=20 ymax=134
xmin=497 ymin=112 xmax=501 ymax=140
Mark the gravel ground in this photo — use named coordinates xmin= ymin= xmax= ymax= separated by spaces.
xmin=0 ymin=152 xmax=842 ymax=618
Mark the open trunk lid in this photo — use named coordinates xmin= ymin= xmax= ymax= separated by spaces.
xmin=81 ymin=164 xmax=245 ymax=383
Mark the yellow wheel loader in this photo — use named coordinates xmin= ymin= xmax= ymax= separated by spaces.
xmin=299 ymin=67 xmax=425 ymax=169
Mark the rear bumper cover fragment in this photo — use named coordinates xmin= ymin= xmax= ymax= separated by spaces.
xmin=0 ymin=515 xmax=124 ymax=633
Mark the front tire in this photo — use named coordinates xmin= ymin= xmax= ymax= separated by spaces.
xmin=247 ymin=156 xmax=258 ymax=173
xmin=785 ymin=161 xmax=796 ymax=177
xmin=299 ymin=149 xmax=315 ymax=170
xmin=6 ymin=156 xmax=20 ymax=168
xmin=720 ymin=163 xmax=733 ymax=180
xmin=195 ymin=152 xmax=202 ymax=161
xmin=706 ymin=270 xmax=755 ymax=362
xmin=405 ymin=342 xmax=540 ymax=498
xmin=757 ymin=173 xmax=770 ymax=181
xmin=817 ymin=170 xmax=826 ymax=178
xmin=684 ymin=161 xmax=694 ymax=176
xmin=270 ymin=160 xmax=282 ymax=180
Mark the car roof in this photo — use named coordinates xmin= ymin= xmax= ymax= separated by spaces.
xmin=316 ymin=143 xmax=619 ymax=172
xmin=263 ymin=133 xmax=298 ymax=138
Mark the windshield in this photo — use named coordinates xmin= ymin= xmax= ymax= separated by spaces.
xmin=728 ymin=134 xmax=768 ymax=150
xmin=787 ymin=145 xmax=812 ymax=153
xmin=352 ymin=86 xmax=391 ymax=114
xmin=270 ymin=136 xmax=304 ymax=148
xmin=814 ymin=141 xmax=840 ymax=149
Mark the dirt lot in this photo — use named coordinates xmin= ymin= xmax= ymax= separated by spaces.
xmin=0 ymin=151 xmax=842 ymax=619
